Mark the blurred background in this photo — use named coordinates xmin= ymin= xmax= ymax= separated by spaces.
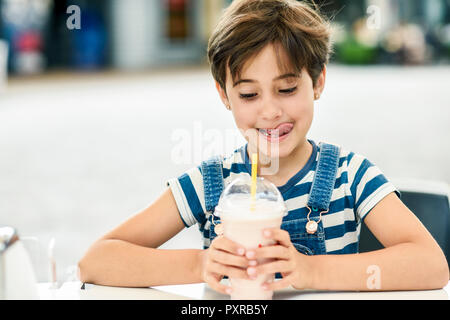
xmin=0 ymin=0 xmax=449 ymax=285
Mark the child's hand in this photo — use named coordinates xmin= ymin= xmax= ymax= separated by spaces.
xmin=200 ymin=235 xmax=252 ymax=295
xmin=244 ymin=228 xmax=311 ymax=291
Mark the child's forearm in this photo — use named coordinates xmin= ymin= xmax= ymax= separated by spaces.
xmin=78 ymin=239 xmax=204 ymax=287
xmin=308 ymin=242 xmax=449 ymax=291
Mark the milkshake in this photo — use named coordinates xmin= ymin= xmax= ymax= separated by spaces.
xmin=214 ymin=174 xmax=287 ymax=300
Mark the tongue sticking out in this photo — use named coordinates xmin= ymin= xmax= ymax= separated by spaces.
xmin=267 ymin=123 xmax=294 ymax=136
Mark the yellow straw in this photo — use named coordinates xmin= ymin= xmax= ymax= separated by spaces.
xmin=250 ymin=153 xmax=258 ymax=211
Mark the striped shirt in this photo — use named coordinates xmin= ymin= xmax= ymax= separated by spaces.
xmin=166 ymin=140 xmax=400 ymax=254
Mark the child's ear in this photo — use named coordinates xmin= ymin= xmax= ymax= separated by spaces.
xmin=215 ymin=81 xmax=231 ymax=109
xmin=314 ymin=65 xmax=327 ymax=98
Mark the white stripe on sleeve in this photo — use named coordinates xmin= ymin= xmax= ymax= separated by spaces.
xmin=166 ymin=178 xmax=197 ymax=227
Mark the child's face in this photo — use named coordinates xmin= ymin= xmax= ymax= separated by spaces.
xmin=216 ymin=43 xmax=326 ymax=161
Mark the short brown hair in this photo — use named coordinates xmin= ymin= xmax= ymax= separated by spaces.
xmin=207 ymin=0 xmax=333 ymax=93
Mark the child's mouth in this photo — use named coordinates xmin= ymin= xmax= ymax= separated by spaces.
xmin=257 ymin=123 xmax=294 ymax=143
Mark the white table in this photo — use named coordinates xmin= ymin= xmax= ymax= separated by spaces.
xmin=38 ymin=280 xmax=450 ymax=300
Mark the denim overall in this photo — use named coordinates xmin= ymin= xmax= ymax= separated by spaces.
xmin=201 ymin=142 xmax=341 ymax=257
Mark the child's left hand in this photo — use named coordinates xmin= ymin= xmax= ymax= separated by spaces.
xmin=244 ymin=228 xmax=312 ymax=291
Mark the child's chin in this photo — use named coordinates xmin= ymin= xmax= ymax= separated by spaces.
xmin=257 ymin=143 xmax=291 ymax=160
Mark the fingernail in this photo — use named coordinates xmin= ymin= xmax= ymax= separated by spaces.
xmin=246 ymin=251 xmax=255 ymax=259
xmin=249 ymin=260 xmax=257 ymax=266
xmin=263 ymin=230 xmax=271 ymax=237
xmin=262 ymin=284 xmax=269 ymax=290
xmin=237 ymin=248 xmax=245 ymax=256
xmin=226 ymin=287 xmax=233 ymax=294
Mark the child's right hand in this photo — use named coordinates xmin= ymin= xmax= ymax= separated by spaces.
xmin=200 ymin=235 xmax=253 ymax=295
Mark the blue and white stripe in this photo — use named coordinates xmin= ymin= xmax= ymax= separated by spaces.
xmin=166 ymin=140 xmax=399 ymax=254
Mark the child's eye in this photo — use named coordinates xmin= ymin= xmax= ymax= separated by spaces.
xmin=239 ymin=87 xmax=298 ymax=100
xmin=239 ymin=93 xmax=257 ymax=99
xmin=279 ymin=87 xmax=298 ymax=94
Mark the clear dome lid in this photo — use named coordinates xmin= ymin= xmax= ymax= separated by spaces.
xmin=214 ymin=174 xmax=287 ymax=219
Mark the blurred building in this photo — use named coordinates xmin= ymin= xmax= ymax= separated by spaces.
xmin=0 ymin=0 xmax=449 ymax=75
xmin=327 ymin=0 xmax=450 ymax=64
xmin=0 ymin=0 xmax=231 ymax=74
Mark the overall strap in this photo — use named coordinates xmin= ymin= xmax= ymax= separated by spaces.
xmin=202 ymin=143 xmax=340 ymax=213
xmin=307 ymin=142 xmax=341 ymax=211
xmin=201 ymin=155 xmax=225 ymax=212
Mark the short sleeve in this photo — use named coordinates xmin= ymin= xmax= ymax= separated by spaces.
xmin=347 ymin=153 xmax=401 ymax=223
xmin=165 ymin=166 xmax=207 ymax=228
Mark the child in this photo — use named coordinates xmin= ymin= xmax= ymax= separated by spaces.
xmin=78 ymin=0 xmax=448 ymax=294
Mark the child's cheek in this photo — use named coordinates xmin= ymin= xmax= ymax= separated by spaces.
xmin=288 ymin=102 xmax=314 ymax=121
xmin=234 ymin=110 xmax=257 ymax=130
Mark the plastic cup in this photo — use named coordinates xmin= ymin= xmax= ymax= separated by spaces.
xmin=214 ymin=174 xmax=287 ymax=300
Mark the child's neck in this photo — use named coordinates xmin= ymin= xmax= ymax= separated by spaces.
xmin=250 ymin=139 xmax=313 ymax=187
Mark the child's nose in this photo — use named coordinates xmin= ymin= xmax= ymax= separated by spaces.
xmin=260 ymin=100 xmax=282 ymax=121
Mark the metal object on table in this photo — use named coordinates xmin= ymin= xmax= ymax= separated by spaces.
xmin=0 ymin=226 xmax=39 ymax=299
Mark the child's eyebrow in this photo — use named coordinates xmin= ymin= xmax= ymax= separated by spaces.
xmin=233 ymin=73 xmax=300 ymax=87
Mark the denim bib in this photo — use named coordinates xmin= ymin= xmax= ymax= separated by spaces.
xmin=201 ymin=142 xmax=340 ymax=256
